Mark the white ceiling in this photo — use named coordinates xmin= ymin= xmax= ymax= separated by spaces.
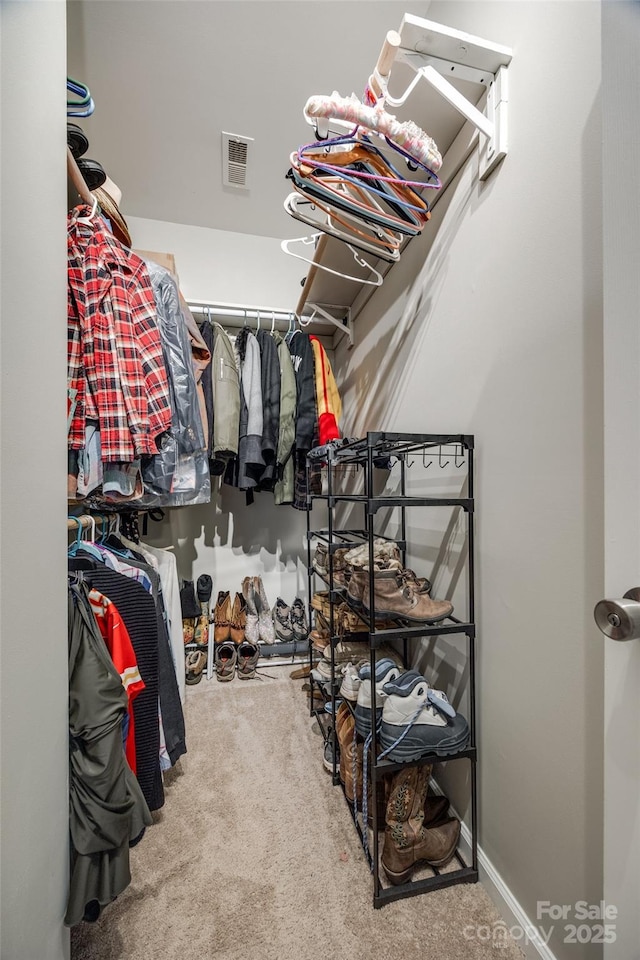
xmin=67 ymin=0 xmax=451 ymax=240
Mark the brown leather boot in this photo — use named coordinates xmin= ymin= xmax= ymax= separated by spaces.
xmin=229 ymin=592 xmax=247 ymax=644
xmin=381 ymin=765 xmax=460 ymax=885
xmin=214 ymin=591 xmax=232 ymax=643
xmin=364 ymin=571 xmax=453 ymax=623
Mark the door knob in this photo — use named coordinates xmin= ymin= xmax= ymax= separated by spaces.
xmin=594 ymin=587 xmax=640 ymax=641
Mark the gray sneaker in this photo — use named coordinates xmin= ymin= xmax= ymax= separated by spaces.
xmin=237 ymin=640 xmax=260 ymax=679
xmin=215 ymin=641 xmax=237 ymax=682
xmin=273 ymin=598 xmax=293 ymax=641
xmin=290 ymin=598 xmax=309 ymax=641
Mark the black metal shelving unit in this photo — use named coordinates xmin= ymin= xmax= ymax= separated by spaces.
xmin=306 ymin=431 xmax=478 ymax=907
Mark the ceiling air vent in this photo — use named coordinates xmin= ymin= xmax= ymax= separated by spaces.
xmin=222 ymin=132 xmax=254 ymax=189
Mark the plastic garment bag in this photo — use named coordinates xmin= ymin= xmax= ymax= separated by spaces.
xmin=138 ymin=261 xmax=210 ymax=506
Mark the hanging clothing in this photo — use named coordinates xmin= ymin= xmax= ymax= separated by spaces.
xmin=67 ymin=209 xmax=171 ymax=461
xmin=287 ymin=331 xmax=317 ymax=454
xmin=226 ymin=328 xmax=264 ymax=492
xmin=124 ymin=539 xmax=186 ymax=705
xmin=69 ymin=559 xmax=164 ymax=811
xmin=211 ymin=323 xmax=240 ymax=473
xmin=88 ymin=588 xmax=144 ymax=774
xmin=273 ymin=333 xmax=297 ymax=506
xmin=139 ymin=260 xmax=210 ymax=506
xmin=255 ymin=330 xmax=281 ymax=490
xmin=179 ymin=295 xmax=211 ymax=446
xmin=66 ymin=582 xmax=152 ymax=927
xmin=198 ymin=320 xmax=216 ymax=458
xmin=309 ymin=335 xmax=342 ymax=444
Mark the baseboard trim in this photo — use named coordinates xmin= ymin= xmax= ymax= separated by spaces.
xmin=430 ymin=782 xmax=559 ymax=960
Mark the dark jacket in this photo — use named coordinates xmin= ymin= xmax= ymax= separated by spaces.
xmin=256 ymin=330 xmax=281 ymax=489
xmin=287 ymin=331 xmax=317 ymax=453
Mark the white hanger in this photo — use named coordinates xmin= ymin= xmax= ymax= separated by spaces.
xmin=75 ymin=196 xmax=99 ymax=226
xmin=281 ymin=233 xmax=383 ymax=286
xmin=270 ymin=311 xmax=276 ymax=334
xmin=284 ymin=193 xmax=401 ymax=263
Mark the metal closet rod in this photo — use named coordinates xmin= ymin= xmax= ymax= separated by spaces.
xmin=187 ymin=301 xmax=296 ymax=331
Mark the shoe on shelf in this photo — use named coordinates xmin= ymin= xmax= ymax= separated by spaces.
xmin=182 ymin=618 xmax=196 ymax=645
xmin=311 ymin=591 xmax=331 ymax=619
xmin=242 ymin=576 xmax=260 ymax=644
xmin=237 ymin=639 xmax=260 ymax=679
xmin=381 ymin=765 xmax=461 ymax=885
xmin=343 ymin=538 xmax=401 ymax=568
xmin=323 ymin=738 xmax=338 ymax=773
xmin=313 ymin=543 xmax=329 ymax=578
xmin=379 ymin=670 xmax=469 ymax=762
xmin=363 ymin=570 xmax=453 ymax=623
xmin=215 ymin=641 xmax=237 ymax=682
xmin=253 ymin=576 xmax=275 ymax=644
xmin=345 ymin=560 xmax=402 ymax=608
xmin=273 ymin=598 xmax=293 ymax=641
xmin=185 ymin=649 xmax=207 ymax=685
xmin=214 ymin=590 xmax=232 ymax=643
xmin=333 ymin=639 xmax=369 ymax=664
xmin=290 ymin=598 xmax=309 ymax=641
xmin=312 ymin=659 xmax=333 ymax=682
xmin=354 ymin=658 xmax=402 ymax=739
xmin=229 ymin=591 xmax=247 ymax=644
xmin=339 ymin=662 xmax=362 ymax=702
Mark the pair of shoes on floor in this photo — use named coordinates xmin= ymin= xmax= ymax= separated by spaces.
xmin=215 ymin=639 xmax=260 ymax=681
xmin=272 ymin=597 xmax=309 ymax=642
xmin=213 ymin=590 xmax=247 ymax=644
xmin=242 ymin=576 xmax=275 ymax=644
xmin=185 ymin=649 xmax=207 ymax=685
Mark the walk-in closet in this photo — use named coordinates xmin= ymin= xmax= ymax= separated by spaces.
xmin=2 ymin=3 xmax=640 ymax=960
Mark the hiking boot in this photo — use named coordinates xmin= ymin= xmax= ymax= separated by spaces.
xmin=381 ymin=765 xmax=460 ymax=884
xmin=344 ymin=539 xmax=401 ymax=567
xmin=313 ymin=543 xmax=329 ymax=577
xmin=364 ymin=570 xmax=453 ymax=623
xmin=354 ymin=658 xmax=402 ymax=738
xmin=237 ymin=639 xmax=260 ymax=679
xmin=242 ymin=577 xmax=259 ymax=644
xmin=185 ymin=649 xmax=207 ymax=685
xmin=229 ymin=592 xmax=247 ymax=644
xmin=403 ymin=568 xmax=432 ymax=594
xmin=214 ymin=590 xmax=232 ymax=643
xmin=380 ymin=671 xmax=469 ymax=762
xmin=290 ymin=598 xmax=309 ymax=641
xmin=273 ymin=598 xmax=293 ymax=641
xmin=215 ymin=641 xmax=237 ymax=682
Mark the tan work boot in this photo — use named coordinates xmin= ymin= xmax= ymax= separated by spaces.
xmin=364 ymin=571 xmax=453 ymax=623
xmin=214 ymin=590 xmax=232 ymax=643
xmin=381 ymin=765 xmax=460 ymax=885
xmin=229 ymin=592 xmax=247 ymax=644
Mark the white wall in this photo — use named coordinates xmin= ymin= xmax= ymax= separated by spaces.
xmin=334 ymin=4 xmax=604 ymax=959
xmin=0 ymin=3 xmax=70 ymax=958
xmin=126 ymin=216 xmax=303 ymax=309
xmin=125 ymin=216 xmax=319 ymax=611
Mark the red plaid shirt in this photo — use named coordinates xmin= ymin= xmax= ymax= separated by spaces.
xmin=68 ymin=209 xmax=171 ymax=461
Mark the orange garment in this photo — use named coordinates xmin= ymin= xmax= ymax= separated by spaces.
xmin=89 ymin=589 xmax=145 ymax=774
xmin=309 ymin=336 xmax=342 ymax=445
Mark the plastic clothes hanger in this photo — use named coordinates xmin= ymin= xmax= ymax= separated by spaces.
xmin=270 ymin=311 xmax=276 ymax=334
xmin=284 ymin=191 xmax=402 ymax=262
xmin=303 ymin=92 xmax=442 ymax=173
xmin=281 ymin=234 xmax=383 ymax=285
xmin=287 ymin=166 xmax=423 ymax=237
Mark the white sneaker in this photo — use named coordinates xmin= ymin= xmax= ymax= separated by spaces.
xmin=354 ymin=658 xmax=401 ymax=738
xmin=379 ymin=670 xmax=469 ymax=762
xmin=339 ymin=662 xmax=362 ymax=701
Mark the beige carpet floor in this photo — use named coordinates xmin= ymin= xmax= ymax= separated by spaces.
xmin=71 ymin=671 xmax=524 ymax=960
